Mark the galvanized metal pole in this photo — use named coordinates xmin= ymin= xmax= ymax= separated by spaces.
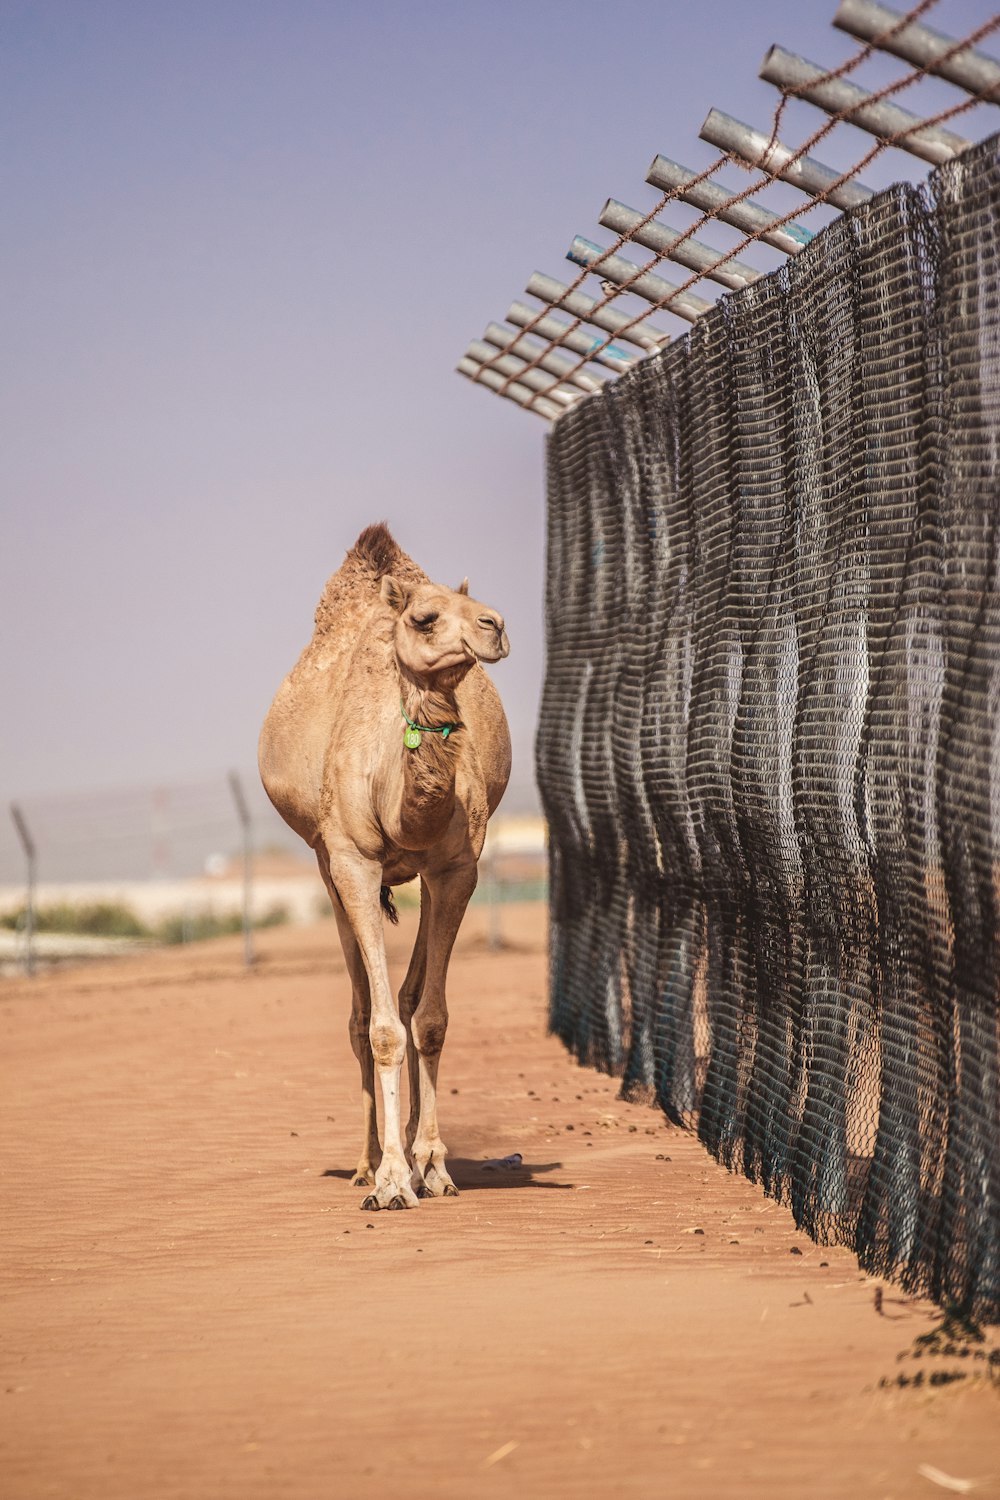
xmin=646 ymin=155 xmax=814 ymax=254
xmin=759 ymin=45 xmax=972 ymax=163
xmin=10 ymin=803 xmax=36 ymax=978
xmin=228 ymin=771 xmax=254 ymax=969
xmin=462 ymin=343 xmax=583 ymax=406
xmin=483 ymin=839 xmax=502 ymax=953
xmin=480 ymin=325 xmax=605 ymax=393
xmin=699 ymin=110 xmax=875 ymax=208
xmin=598 ymin=199 xmax=761 ymax=289
xmin=456 ymin=357 xmax=564 ymax=420
xmin=567 ymin=237 xmax=715 ymax=323
xmin=504 ymin=302 xmax=638 ymax=372
xmin=525 ymin=272 xmax=671 ymax=350
xmin=834 ymin=0 xmax=1000 ymax=100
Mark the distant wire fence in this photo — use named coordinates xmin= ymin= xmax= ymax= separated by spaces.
xmin=1 ymin=772 xmax=275 ymax=974
xmin=1 ymin=772 xmax=547 ymax=975
xmin=1 ymin=772 xmax=278 ymax=886
xmin=455 ymin=0 xmax=1000 ymax=1320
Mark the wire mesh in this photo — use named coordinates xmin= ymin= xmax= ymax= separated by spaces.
xmin=537 ymin=132 xmax=1000 ymax=1321
xmin=0 ymin=772 xmax=290 ymax=885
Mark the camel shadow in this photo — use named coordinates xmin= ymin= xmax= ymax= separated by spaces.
xmin=322 ymin=1159 xmax=572 ymax=1190
xmin=449 ymin=1157 xmax=573 ymax=1191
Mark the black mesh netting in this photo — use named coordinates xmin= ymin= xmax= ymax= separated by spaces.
xmin=537 ymin=135 xmax=1000 ymax=1320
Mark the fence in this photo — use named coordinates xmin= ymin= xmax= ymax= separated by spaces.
xmin=537 ymin=131 xmax=1000 ymax=1321
xmin=0 ymin=772 xmax=286 ymax=973
xmin=0 ymin=772 xmax=282 ymax=887
xmin=0 ymin=771 xmax=547 ymax=973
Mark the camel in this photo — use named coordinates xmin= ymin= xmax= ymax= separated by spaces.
xmin=258 ymin=523 xmax=511 ymax=1209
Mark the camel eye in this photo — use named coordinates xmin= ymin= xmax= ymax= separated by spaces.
xmin=411 ymin=611 xmax=437 ymax=631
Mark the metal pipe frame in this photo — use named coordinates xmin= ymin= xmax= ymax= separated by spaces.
xmin=760 ymin=45 xmax=972 ymax=164
xmin=462 ymin=343 xmax=583 ymax=407
xmin=700 ymin=109 xmax=874 ymax=209
xmin=481 ymin=322 xmax=605 ymax=393
xmin=505 ymin=301 xmax=638 ymax=372
xmin=567 ymin=237 xmax=715 ymax=323
xmin=599 ymin=198 xmax=760 ymax=290
xmin=646 ymin=154 xmax=814 ymax=254
xmin=456 ymin=357 xmax=563 ymax=420
xmin=525 ymin=272 xmax=671 ymax=351
xmin=834 ymin=0 xmax=1000 ymax=100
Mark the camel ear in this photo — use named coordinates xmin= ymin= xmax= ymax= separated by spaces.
xmin=457 ymin=577 xmax=469 ymax=596
xmin=381 ymin=575 xmax=409 ymax=613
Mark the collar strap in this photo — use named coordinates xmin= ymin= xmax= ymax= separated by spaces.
xmin=400 ymin=699 xmax=460 ymax=746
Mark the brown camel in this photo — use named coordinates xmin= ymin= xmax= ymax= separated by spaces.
xmin=258 ymin=524 xmax=511 ymax=1209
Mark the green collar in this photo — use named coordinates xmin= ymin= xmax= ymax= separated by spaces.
xmin=400 ymin=699 xmax=460 ymax=749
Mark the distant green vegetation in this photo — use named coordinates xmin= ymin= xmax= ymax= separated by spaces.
xmin=154 ymin=905 xmax=289 ymax=945
xmin=0 ymin=901 xmax=149 ymax=938
xmin=0 ymin=901 xmax=290 ymax=945
xmin=471 ymin=879 xmax=549 ymax=905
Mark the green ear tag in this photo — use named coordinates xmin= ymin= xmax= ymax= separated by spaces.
xmin=404 ymin=726 xmax=422 ymax=749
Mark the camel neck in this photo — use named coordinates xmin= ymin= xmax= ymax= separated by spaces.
xmin=394 ymin=678 xmax=462 ymax=849
xmin=401 ymin=700 xmax=459 ymax=744
xmin=399 ymin=681 xmax=462 ymax=734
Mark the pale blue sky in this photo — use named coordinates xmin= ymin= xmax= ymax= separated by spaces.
xmin=2 ymin=0 xmax=994 ymax=824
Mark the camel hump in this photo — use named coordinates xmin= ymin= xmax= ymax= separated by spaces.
xmin=349 ymin=523 xmax=403 ymax=579
xmin=313 ymin=522 xmax=428 ymax=635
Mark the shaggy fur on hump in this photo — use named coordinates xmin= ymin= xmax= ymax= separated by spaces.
xmin=313 ymin=522 xmax=427 ymax=636
xmin=349 ymin=522 xmax=404 ymax=580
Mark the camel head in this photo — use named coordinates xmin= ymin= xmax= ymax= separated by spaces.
xmin=380 ymin=573 xmax=509 ymax=685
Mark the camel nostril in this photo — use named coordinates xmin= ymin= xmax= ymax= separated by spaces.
xmin=479 ymin=614 xmax=503 ymax=633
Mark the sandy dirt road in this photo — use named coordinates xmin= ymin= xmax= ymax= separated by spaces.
xmin=2 ymin=904 xmax=997 ymax=1500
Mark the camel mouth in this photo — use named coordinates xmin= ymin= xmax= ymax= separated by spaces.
xmin=416 ymin=628 xmax=509 ymax=679
xmin=462 ymin=632 xmax=510 ymax=665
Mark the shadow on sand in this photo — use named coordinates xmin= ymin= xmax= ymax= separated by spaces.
xmin=322 ymin=1158 xmax=572 ymax=1191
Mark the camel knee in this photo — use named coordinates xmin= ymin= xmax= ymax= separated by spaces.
xmin=370 ymin=1018 xmax=406 ymax=1069
xmin=412 ymin=1011 xmax=448 ymax=1058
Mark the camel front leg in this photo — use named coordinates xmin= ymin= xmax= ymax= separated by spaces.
xmin=317 ymin=849 xmax=381 ymax=1185
xmin=326 ymin=844 xmax=418 ymax=1211
xmin=409 ymin=861 xmax=478 ymax=1199
xmin=332 ymin=905 xmax=382 ymax=1187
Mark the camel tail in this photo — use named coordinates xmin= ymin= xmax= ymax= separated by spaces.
xmin=380 ymin=884 xmax=400 ymax=925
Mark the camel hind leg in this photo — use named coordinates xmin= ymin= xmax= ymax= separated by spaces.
xmin=408 ymin=860 xmax=478 ymax=1199
xmin=399 ymin=882 xmax=430 ymax=1156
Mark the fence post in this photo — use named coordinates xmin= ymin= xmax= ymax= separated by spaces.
xmin=9 ymin=804 xmax=37 ymax=978
xmin=228 ymin=772 xmax=254 ymax=969
xmin=483 ymin=834 xmax=502 ymax=953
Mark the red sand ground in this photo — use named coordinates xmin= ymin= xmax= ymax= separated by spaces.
xmin=2 ymin=904 xmax=997 ymax=1500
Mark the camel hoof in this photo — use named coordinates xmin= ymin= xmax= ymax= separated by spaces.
xmin=443 ymin=1183 xmax=459 ymax=1197
xmin=353 ymin=1174 xmax=373 ymax=1188
xmin=388 ymin=1195 xmax=408 ymax=1211
xmin=361 ymin=1194 xmax=379 ymax=1211
xmin=416 ymin=1181 xmax=433 ymax=1199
